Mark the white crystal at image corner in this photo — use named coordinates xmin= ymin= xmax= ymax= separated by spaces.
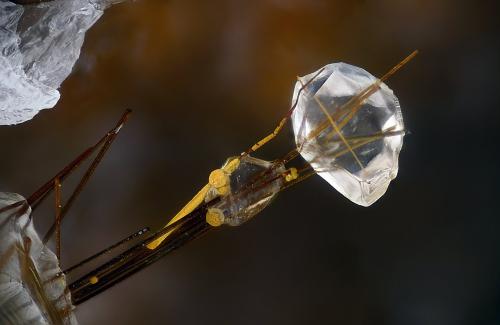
xmin=291 ymin=63 xmax=405 ymax=206
xmin=0 ymin=0 xmax=124 ymax=125
xmin=0 ymin=192 xmax=78 ymax=324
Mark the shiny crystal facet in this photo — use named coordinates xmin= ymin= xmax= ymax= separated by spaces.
xmin=291 ymin=63 xmax=404 ymax=206
xmin=212 ymin=156 xmax=284 ymax=226
xmin=0 ymin=0 xmax=123 ymax=125
xmin=0 ymin=193 xmax=77 ymax=324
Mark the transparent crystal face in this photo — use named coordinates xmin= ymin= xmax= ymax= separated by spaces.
xmin=291 ymin=63 xmax=405 ymax=206
xmin=213 ymin=156 xmax=284 ymax=226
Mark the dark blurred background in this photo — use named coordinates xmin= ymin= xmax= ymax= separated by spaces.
xmin=1 ymin=0 xmax=500 ymax=324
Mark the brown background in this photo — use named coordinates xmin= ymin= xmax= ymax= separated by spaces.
xmin=1 ymin=0 xmax=500 ymax=324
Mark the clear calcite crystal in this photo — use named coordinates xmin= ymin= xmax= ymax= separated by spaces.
xmin=291 ymin=63 xmax=405 ymax=206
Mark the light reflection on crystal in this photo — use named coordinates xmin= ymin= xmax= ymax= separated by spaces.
xmin=291 ymin=63 xmax=405 ymax=206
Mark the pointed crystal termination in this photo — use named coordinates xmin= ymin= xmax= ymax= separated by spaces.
xmin=291 ymin=63 xmax=405 ymax=206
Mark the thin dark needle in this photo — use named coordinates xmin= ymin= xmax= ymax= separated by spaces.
xmin=27 ymin=110 xmax=132 ymax=210
xmin=0 ymin=200 xmax=25 ymax=215
xmin=54 ymin=178 xmax=62 ymax=260
xmin=63 ymin=227 xmax=150 ymax=275
xmin=28 ymin=146 xmax=100 ymax=210
xmin=43 ymin=110 xmax=132 ymax=243
xmin=244 ymin=67 xmax=325 ymax=155
xmin=69 ymin=203 xmax=213 ymax=305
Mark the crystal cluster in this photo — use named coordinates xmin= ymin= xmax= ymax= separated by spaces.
xmin=0 ymin=192 xmax=77 ymax=324
xmin=0 ymin=0 xmax=123 ymax=125
xmin=291 ymin=63 xmax=405 ymax=206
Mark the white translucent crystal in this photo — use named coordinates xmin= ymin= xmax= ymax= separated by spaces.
xmin=291 ymin=63 xmax=404 ymax=206
xmin=0 ymin=0 xmax=123 ymax=125
xmin=210 ymin=156 xmax=285 ymax=226
xmin=0 ymin=192 xmax=77 ymax=324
